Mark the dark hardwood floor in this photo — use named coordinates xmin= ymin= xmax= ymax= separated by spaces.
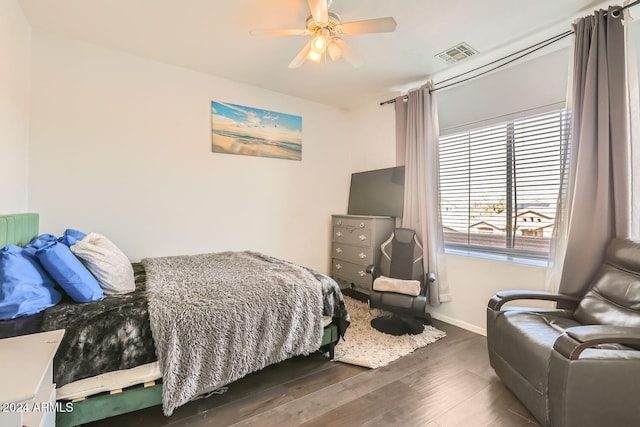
xmin=88 ymin=320 xmax=539 ymax=426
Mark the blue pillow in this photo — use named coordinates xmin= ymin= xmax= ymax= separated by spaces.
xmin=23 ymin=234 xmax=58 ymax=255
xmin=58 ymin=229 xmax=87 ymax=247
xmin=35 ymin=241 xmax=103 ymax=303
xmin=0 ymin=245 xmax=63 ymax=320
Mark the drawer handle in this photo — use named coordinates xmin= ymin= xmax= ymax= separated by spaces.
xmin=336 ymin=231 xmax=343 ymax=237
xmin=358 ymin=253 xmax=366 ymax=259
xmin=358 ymin=270 xmax=366 ymax=277
xmin=335 ymin=263 xmax=343 ymax=270
xmin=337 ymin=220 xmax=342 ymax=225
xmin=335 ymin=247 xmax=343 ymax=253
xmin=359 ymin=222 xmax=365 ymax=228
xmin=359 ymin=234 xmax=367 ymax=241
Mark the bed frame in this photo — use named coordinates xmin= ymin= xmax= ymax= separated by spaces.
xmin=0 ymin=213 xmax=340 ymax=427
xmin=56 ymin=325 xmax=338 ymax=427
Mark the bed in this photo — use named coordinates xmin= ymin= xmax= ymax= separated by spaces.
xmin=0 ymin=213 xmax=350 ymax=426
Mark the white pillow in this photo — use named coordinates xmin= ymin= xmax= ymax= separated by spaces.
xmin=373 ymin=276 xmax=421 ymax=296
xmin=71 ymin=232 xmax=135 ymax=294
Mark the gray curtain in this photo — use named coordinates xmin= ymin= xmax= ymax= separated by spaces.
xmin=547 ymin=6 xmax=640 ymax=298
xmin=395 ymin=83 xmax=450 ymax=304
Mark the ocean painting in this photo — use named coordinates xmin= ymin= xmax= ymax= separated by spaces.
xmin=211 ymin=101 xmax=303 ymax=161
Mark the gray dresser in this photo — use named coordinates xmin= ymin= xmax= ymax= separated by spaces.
xmin=330 ymin=214 xmax=395 ymax=296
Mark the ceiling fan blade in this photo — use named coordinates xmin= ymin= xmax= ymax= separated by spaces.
xmin=250 ymin=28 xmax=311 ymax=36
xmin=339 ymin=17 xmax=397 ymax=35
xmin=308 ymin=0 xmax=328 ymax=22
xmin=288 ymin=40 xmax=312 ymax=68
xmin=332 ymin=38 xmax=363 ymax=67
xmin=327 ymin=39 xmax=343 ymax=61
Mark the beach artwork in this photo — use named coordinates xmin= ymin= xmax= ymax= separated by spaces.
xmin=211 ymin=101 xmax=303 ymax=161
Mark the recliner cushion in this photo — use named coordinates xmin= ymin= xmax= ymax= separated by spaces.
xmin=574 ymin=264 xmax=640 ymax=327
xmin=491 ymin=310 xmax=581 ymax=392
xmin=605 ymin=237 xmax=640 ymax=272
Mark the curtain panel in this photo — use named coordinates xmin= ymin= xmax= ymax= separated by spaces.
xmin=395 ymin=84 xmax=450 ymax=304
xmin=547 ymin=6 xmax=640 ymax=297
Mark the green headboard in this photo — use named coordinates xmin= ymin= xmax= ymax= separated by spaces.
xmin=0 ymin=213 xmax=39 ymax=247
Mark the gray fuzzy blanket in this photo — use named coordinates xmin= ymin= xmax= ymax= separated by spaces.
xmin=142 ymin=251 xmax=323 ymax=415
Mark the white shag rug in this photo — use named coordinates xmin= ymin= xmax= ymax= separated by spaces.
xmin=333 ymin=296 xmax=446 ymax=369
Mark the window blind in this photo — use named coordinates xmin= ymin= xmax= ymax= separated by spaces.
xmin=439 ymin=109 xmax=570 ymax=258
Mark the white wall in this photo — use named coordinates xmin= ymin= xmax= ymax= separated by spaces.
xmin=438 ymin=47 xmax=569 ymax=132
xmin=0 ymin=0 xmax=31 ymax=213
xmin=28 ymin=32 xmax=354 ymax=273
xmin=435 ymin=255 xmax=548 ymax=334
xmin=350 ymin=48 xmax=570 ymax=334
xmin=349 ymin=102 xmax=397 ymax=171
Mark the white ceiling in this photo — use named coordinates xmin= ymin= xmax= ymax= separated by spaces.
xmin=18 ymin=0 xmax=610 ymax=110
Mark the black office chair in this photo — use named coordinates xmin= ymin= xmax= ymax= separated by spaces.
xmin=366 ymin=228 xmax=432 ymax=335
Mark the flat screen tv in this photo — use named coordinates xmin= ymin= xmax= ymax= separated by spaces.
xmin=347 ymin=166 xmax=405 ymax=217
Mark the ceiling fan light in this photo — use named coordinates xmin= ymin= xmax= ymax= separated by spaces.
xmin=311 ymin=31 xmax=328 ymax=53
xmin=328 ymin=39 xmax=344 ymax=61
xmin=307 ymin=49 xmax=323 ymax=63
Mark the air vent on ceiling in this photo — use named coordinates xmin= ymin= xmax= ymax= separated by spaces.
xmin=436 ymin=42 xmax=478 ymax=64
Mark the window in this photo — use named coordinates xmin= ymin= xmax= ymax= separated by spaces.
xmin=438 ymin=109 xmax=570 ymax=258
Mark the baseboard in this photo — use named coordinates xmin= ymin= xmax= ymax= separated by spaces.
xmin=430 ymin=312 xmax=487 ymax=336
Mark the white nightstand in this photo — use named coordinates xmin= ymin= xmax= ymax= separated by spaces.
xmin=0 ymin=329 xmax=65 ymax=427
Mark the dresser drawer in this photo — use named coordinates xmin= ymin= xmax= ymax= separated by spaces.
xmin=332 ymin=216 xmax=372 ymax=229
xmin=332 ymin=243 xmax=372 ymax=265
xmin=332 ymin=259 xmax=371 ymax=289
xmin=333 ymin=227 xmax=371 ymax=247
xmin=330 ymin=214 xmax=395 ymax=297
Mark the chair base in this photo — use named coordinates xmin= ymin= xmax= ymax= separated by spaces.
xmin=371 ymin=315 xmax=424 ymax=336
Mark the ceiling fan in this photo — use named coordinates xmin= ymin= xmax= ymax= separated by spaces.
xmin=250 ymin=0 xmax=397 ymax=68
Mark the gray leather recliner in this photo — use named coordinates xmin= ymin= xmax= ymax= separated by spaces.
xmin=487 ymin=238 xmax=640 ymax=427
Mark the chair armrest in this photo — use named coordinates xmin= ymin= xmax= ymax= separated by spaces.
xmin=488 ymin=290 xmax=580 ymax=311
xmin=366 ymin=264 xmax=377 ymax=286
xmin=420 ymin=272 xmax=436 ymax=297
xmin=553 ymin=325 xmax=640 ymax=360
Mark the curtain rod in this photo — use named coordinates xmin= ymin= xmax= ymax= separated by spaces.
xmin=379 ymin=30 xmax=572 ymax=105
xmin=378 ymin=30 xmax=571 ymax=105
xmin=624 ymin=0 xmax=640 ymax=12
xmin=379 ymin=1 xmax=640 ymax=106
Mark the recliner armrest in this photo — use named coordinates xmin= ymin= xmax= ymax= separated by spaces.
xmin=488 ymin=290 xmax=580 ymax=311
xmin=553 ymin=325 xmax=640 ymax=360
